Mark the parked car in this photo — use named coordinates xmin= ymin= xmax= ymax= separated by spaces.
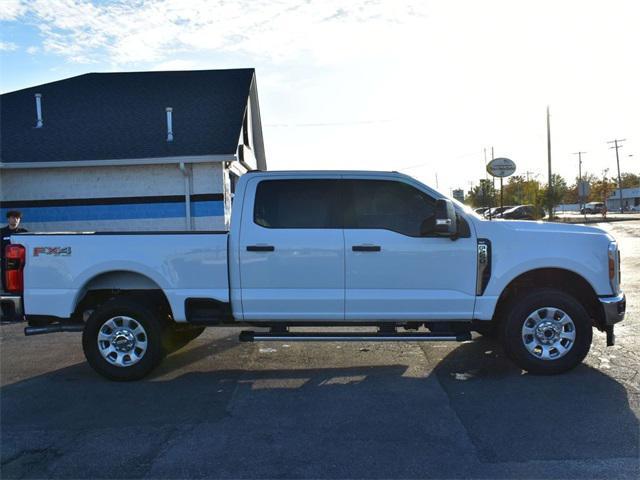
xmin=483 ymin=206 xmax=516 ymax=218
xmin=4 ymin=171 xmax=625 ymax=380
xmin=502 ymin=205 xmax=536 ymax=220
xmin=581 ymin=202 xmax=605 ymax=214
xmin=474 ymin=207 xmax=490 ymax=215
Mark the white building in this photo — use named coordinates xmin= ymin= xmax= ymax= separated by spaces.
xmin=0 ymin=69 xmax=266 ymax=231
xmin=606 ymin=187 xmax=640 ymax=211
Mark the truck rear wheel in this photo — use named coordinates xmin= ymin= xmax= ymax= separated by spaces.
xmin=82 ymin=296 xmax=165 ymax=381
xmin=502 ymin=288 xmax=592 ymax=375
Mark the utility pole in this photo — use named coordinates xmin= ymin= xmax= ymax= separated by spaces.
xmin=603 ymin=168 xmax=610 ymax=217
xmin=491 ymin=146 xmax=495 ymax=215
xmin=607 ymin=139 xmax=626 ymax=212
xmin=546 ymin=106 xmax=553 ymax=219
xmin=484 ymin=148 xmax=489 ymax=179
xmin=572 ymin=151 xmax=586 ymax=212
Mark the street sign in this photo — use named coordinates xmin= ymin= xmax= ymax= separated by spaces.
xmin=578 ymin=180 xmax=590 ymax=197
xmin=486 ymin=157 xmax=516 ymax=178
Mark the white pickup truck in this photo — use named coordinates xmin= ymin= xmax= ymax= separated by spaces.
xmin=2 ymin=171 xmax=626 ymax=380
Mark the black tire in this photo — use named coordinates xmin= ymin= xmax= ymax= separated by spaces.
xmin=82 ymin=296 xmax=166 ymax=381
xmin=164 ymin=325 xmax=206 ymax=353
xmin=501 ymin=288 xmax=592 ymax=375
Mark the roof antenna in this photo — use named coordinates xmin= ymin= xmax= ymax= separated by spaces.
xmin=166 ymin=107 xmax=173 ymax=142
xmin=34 ymin=93 xmax=43 ymax=128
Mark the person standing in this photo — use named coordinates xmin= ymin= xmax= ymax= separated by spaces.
xmin=1 ymin=210 xmax=28 ymax=291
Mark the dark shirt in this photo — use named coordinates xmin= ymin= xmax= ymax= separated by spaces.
xmin=1 ymin=225 xmax=28 ymax=250
xmin=1 ymin=225 xmax=28 ymax=291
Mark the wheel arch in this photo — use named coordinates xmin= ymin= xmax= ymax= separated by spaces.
xmin=492 ymin=268 xmax=605 ymax=330
xmin=72 ymin=270 xmax=172 ymax=321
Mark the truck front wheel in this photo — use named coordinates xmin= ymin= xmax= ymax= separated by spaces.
xmin=502 ymin=288 xmax=592 ymax=375
xmin=82 ymin=296 xmax=165 ymax=381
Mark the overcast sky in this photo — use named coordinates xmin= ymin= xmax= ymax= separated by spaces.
xmin=1 ymin=0 xmax=638 ymax=195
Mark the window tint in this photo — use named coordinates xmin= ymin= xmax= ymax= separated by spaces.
xmin=343 ymin=180 xmax=436 ymax=236
xmin=254 ymin=180 xmax=341 ymax=229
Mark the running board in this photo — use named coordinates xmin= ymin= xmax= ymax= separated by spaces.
xmin=24 ymin=324 xmax=84 ymax=336
xmin=239 ymin=330 xmax=472 ymax=342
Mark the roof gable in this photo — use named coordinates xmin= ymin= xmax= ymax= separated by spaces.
xmin=1 ymin=69 xmax=255 ymax=164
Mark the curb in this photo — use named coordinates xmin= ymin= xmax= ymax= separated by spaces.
xmin=557 ymin=217 xmax=640 ymax=224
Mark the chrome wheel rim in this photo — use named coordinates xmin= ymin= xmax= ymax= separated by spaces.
xmin=521 ymin=307 xmax=576 ymax=360
xmin=97 ymin=316 xmax=148 ymax=367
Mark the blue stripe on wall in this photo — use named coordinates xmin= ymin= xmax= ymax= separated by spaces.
xmin=0 ymin=200 xmax=224 ymax=223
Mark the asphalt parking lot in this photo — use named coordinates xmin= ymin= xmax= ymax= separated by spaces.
xmin=1 ymin=221 xmax=638 ymax=479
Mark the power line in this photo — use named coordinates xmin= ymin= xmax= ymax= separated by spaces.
xmin=397 ymin=150 xmax=481 ymax=172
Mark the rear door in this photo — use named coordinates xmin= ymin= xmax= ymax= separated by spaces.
xmin=342 ymin=178 xmax=477 ymax=321
xmin=238 ymin=177 xmax=345 ymax=321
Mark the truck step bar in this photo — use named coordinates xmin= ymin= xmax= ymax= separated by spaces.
xmin=25 ymin=324 xmax=84 ymax=336
xmin=239 ymin=330 xmax=472 ymax=343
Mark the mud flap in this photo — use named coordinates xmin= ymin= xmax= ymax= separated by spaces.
xmin=605 ymin=325 xmax=615 ymax=346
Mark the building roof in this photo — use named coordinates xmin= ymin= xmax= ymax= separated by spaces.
xmin=1 ymin=69 xmax=258 ymax=164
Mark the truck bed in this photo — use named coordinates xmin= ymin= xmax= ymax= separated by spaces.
xmin=11 ymin=231 xmax=229 ymax=322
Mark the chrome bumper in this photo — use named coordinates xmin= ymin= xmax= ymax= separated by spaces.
xmin=1 ymin=293 xmax=24 ymax=322
xmin=599 ymin=293 xmax=626 ymax=326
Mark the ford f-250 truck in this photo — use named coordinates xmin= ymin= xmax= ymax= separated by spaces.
xmin=2 ymin=171 xmax=626 ymax=380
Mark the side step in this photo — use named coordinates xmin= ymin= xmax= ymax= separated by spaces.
xmin=25 ymin=324 xmax=84 ymax=336
xmin=239 ymin=329 xmax=471 ymax=343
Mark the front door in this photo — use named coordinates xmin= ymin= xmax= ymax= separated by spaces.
xmin=342 ymin=178 xmax=477 ymax=321
xmin=239 ymin=177 xmax=345 ymax=321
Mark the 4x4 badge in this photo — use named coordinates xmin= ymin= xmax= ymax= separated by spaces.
xmin=33 ymin=247 xmax=71 ymax=257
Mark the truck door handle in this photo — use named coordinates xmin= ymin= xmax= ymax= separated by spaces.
xmin=246 ymin=245 xmax=275 ymax=252
xmin=352 ymin=245 xmax=381 ymax=252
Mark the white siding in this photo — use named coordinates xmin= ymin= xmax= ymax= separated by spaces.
xmin=1 ymin=162 xmax=226 ymax=232
xmin=1 ymin=163 xmax=223 ymax=200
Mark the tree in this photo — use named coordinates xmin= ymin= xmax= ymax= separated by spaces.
xmin=566 ymin=173 xmax=597 ymax=205
xmin=590 ymin=175 xmax=617 ymax=203
xmin=501 ymin=175 xmax=542 ymax=206
xmin=564 ymin=180 xmax=579 ymax=204
xmin=502 ymin=175 xmax=526 ymax=205
xmin=541 ymin=174 xmax=568 ymax=217
xmin=620 ymin=172 xmax=640 ymax=189
xmin=466 ymin=179 xmax=497 ymax=208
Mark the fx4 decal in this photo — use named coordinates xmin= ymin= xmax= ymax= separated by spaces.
xmin=34 ymin=247 xmax=72 ymax=257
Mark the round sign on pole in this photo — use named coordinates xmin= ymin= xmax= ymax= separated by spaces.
xmin=486 ymin=157 xmax=516 ymax=178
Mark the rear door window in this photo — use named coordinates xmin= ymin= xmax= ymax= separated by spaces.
xmin=254 ymin=180 xmax=341 ymax=229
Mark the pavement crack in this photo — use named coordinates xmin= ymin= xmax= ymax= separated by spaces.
xmin=136 ymin=425 xmax=182 ymax=479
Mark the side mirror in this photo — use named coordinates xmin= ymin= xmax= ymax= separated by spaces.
xmin=434 ymin=199 xmax=458 ymax=237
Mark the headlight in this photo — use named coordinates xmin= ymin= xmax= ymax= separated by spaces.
xmin=608 ymin=242 xmax=620 ymax=294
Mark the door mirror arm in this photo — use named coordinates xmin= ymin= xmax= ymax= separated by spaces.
xmin=450 ymin=214 xmax=461 ymax=241
xmin=434 ymin=199 xmax=459 ymax=240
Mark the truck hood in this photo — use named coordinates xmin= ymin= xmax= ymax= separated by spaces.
xmin=472 ymin=218 xmax=613 ymax=241
xmin=469 ymin=217 xmax=616 ymax=297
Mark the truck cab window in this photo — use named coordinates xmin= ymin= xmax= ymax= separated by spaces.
xmin=254 ymin=180 xmax=341 ymax=228
xmin=343 ymin=180 xmax=436 ymax=237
